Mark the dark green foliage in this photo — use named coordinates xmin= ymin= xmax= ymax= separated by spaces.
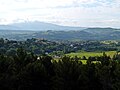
xmin=0 ymin=48 xmax=120 ymax=90
xmin=52 ymin=56 xmax=81 ymax=90
xmin=19 ymin=61 xmax=49 ymax=90
xmin=0 ymin=38 xmax=119 ymax=56
xmin=82 ymin=56 xmax=87 ymax=60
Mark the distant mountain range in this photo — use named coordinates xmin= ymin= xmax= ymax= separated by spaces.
xmin=0 ymin=21 xmax=120 ymax=40
xmin=0 ymin=21 xmax=85 ymax=31
xmin=0 ymin=27 xmax=120 ymax=41
xmin=33 ymin=28 xmax=120 ymax=40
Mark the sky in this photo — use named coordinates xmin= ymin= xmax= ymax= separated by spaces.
xmin=0 ymin=0 xmax=120 ymax=28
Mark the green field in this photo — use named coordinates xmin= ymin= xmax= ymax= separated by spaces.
xmin=66 ymin=51 xmax=116 ymax=58
xmin=53 ymin=51 xmax=116 ymax=64
xmin=79 ymin=60 xmax=101 ymax=64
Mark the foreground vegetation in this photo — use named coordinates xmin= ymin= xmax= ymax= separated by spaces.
xmin=1 ymin=38 xmax=120 ymax=89
xmin=0 ymin=48 xmax=120 ymax=90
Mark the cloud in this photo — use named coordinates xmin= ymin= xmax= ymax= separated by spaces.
xmin=51 ymin=0 xmax=116 ymax=8
xmin=0 ymin=0 xmax=119 ymax=28
xmin=14 ymin=0 xmax=28 ymax=3
xmin=0 ymin=18 xmax=6 ymax=22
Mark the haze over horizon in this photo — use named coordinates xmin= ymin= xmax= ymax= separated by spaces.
xmin=0 ymin=0 xmax=120 ymax=28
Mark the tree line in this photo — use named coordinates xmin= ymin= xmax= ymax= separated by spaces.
xmin=0 ymin=38 xmax=119 ymax=56
xmin=0 ymin=48 xmax=120 ymax=90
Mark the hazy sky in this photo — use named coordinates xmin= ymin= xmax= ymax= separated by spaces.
xmin=0 ymin=0 xmax=120 ymax=28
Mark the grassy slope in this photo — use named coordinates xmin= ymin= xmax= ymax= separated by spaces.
xmin=66 ymin=51 xmax=116 ymax=58
xmin=66 ymin=51 xmax=116 ymax=64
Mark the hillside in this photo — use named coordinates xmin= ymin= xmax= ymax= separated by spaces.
xmin=0 ymin=26 xmax=120 ymax=40
xmin=0 ymin=21 xmax=85 ymax=31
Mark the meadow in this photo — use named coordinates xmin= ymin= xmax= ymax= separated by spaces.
xmin=66 ymin=51 xmax=116 ymax=58
xmin=66 ymin=51 xmax=116 ymax=64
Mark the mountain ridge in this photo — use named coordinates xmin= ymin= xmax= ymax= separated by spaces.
xmin=0 ymin=21 xmax=85 ymax=31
